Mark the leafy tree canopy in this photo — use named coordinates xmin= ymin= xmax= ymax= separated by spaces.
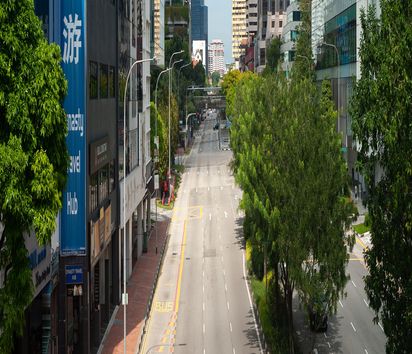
xmin=0 ymin=0 xmax=68 ymax=352
xmin=350 ymin=2 xmax=412 ymax=352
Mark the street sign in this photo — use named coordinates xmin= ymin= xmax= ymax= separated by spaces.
xmin=154 ymin=174 xmax=159 ymax=190
xmin=65 ymin=265 xmax=83 ymax=284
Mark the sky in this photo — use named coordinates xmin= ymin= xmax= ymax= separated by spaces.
xmin=205 ymin=0 xmax=232 ymax=64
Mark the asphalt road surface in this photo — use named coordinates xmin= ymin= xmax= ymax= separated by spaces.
xmin=140 ymin=114 xmax=263 ymax=354
xmin=293 ymin=231 xmax=387 ymax=353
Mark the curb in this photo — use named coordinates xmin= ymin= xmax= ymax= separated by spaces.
xmin=246 ymin=269 xmax=270 ymax=354
xmin=136 ymin=218 xmax=172 ymax=354
xmin=96 ymin=305 xmax=119 ymax=354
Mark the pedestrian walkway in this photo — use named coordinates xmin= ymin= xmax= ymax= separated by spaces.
xmin=98 ymin=213 xmax=171 ymax=354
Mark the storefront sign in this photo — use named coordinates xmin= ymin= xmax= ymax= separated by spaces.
xmin=65 ymin=265 xmax=83 ymax=284
xmin=104 ymin=205 xmax=111 ymax=243
xmin=90 ymin=137 xmax=110 ymax=174
xmin=60 ymin=0 xmax=87 ymax=255
xmin=90 ymin=205 xmax=113 ymax=266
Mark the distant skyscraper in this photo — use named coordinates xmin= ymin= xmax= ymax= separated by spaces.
xmin=232 ymin=0 xmax=247 ymax=67
xmin=208 ymin=39 xmax=225 ymax=76
xmin=191 ymin=0 xmax=208 ymax=70
xmin=152 ymin=0 xmax=165 ymax=66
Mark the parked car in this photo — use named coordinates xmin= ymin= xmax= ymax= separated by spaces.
xmin=213 ymin=122 xmax=219 ymax=130
xmin=308 ymin=292 xmax=329 ymax=332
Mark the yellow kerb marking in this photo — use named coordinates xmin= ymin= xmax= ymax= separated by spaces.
xmin=175 ymin=220 xmax=187 ymax=313
xmin=356 ymin=236 xmax=368 ymax=250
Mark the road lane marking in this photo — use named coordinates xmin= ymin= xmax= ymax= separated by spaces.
xmin=223 ymin=270 xmax=226 ymax=276
xmin=209 ymin=213 xmax=211 ymax=221
xmin=220 ymin=186 xmax=223 ymax=190
xmin=203 ymin=323 xmax=205 ymax=334
xmin=379 ymin=322 xmax=384 ymax=332
xmin=243 ymin=252 xmax=263 ymax=354
xmin=324 ymin=333 xmax=328 ymax=339
xmin=352 ymin=280 xmax=357 ymax=288
xmin=224 ymin=211 xmax=228 ymax=218
xmin=203 ymin=349 xmax=205 ymax=354
xmin=203 ymin=270 xmax=205 ymax=278
xmin=207 ymin=187 xmax=210 ymax=191
xmin=155 ymin=301 xmax=174 ymax=313
xmin=227 ymin=301 xmax=230 ymax=310
xmin=233 ymin=348 xmax=236 ymax=354
xmin=363 ymin=299 xmax=369 ymax=307
xmin=351 ymin=322 xmax=357 ymax=332
xmin=365 ymin=349 xmax=369 ymax=354
xmin=225 ymin=284 xmax=228 ymax=292
xmin=230 ymin=322 xmax=233 ymax=332
xmin=327 ymin=342 xmax=331 ymax=348
xmin=356 ymin=236 xmax=368 ymax=250
xmin=203 ymin=303 xmax=205 ymax=312
xmin=174 ymin=220 xmax=187 ymax=313
xmin=339 ymin=300 xmax=343 ymax=308
xmin=203 ymin=285 xmax=204 ymax=293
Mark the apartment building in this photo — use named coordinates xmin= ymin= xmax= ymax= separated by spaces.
xmin=208 ymin=39 xmax=226 ymax=76
xmin=232 ymin=0 xmax=248 ymax=67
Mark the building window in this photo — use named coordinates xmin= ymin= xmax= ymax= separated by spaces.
xmin=109 ymin=161 xmax=115 ymax=193
xmin=279 ymin=20 xmax=283 ymax=27
xmin=89 ymin=173 xmax=98 ymax=213
xmin=99 ymin=64 xmax=108 ymax=98
xmin=98 ymin=166 xmax=108 ymax=204
xmin=90 ymin=61 xmax=98 ymax=99
xmin=109 ymin=66 xmax=115 ymax=98
xmin=272 ymin=20 xmax=275 ymax=27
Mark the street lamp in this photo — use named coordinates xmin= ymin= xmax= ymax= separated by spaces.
xmin=122 ymin=56 xmax=156 ymax=353
xmin=153 ymin=67 xmax=171 ymax=254
xmin=296 ymin=54 xmax=312 ymax=71
xmin=177 ymin=62 xmax=192 ymax=107
xmin=167 ymin=50 xmax=184 ymax=180
xmin=168 ymin=50 xmax=184 ymax=184
xmin=145 ymin=343 xmax=186 ymax=354
xmin=320 ymin=42 xmax=340 ymax=136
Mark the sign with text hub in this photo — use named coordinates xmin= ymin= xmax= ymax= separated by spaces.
xmin=60 ymin=0 xmax=87 ymax=255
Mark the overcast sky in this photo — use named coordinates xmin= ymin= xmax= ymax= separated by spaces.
xmin=205 ymin=0 xmax=233 ymax=64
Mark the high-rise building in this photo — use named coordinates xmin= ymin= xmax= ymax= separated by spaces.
xmin=152 ymin=0 xmax=165 ymax=66
xmin=255 ymin=0 xmax=288 ymax=72
xmin=208 ymin=39 xmax=225 ymax=76
xmin=311 ymin=0 xmax=381 ymax=195
xmin=232 ymin=0 xmax=247 ymax=67
xmin=191 ymin=0 xmax=208 ymax=70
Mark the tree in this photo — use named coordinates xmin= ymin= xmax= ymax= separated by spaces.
xmin=211 ymin=71 xmax=220 ymax=86
xmin=262 ymin=37 xmax=282 ymax=75
xmin=350 ymin=2 xmax=412 ymax=352
xmin=0 ymin=1 xmax=68 ymax=352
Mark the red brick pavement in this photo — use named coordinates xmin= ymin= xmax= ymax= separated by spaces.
xmin=101 ymin=219 xmax=170 ymax=354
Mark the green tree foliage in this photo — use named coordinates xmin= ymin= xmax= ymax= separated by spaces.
xmin=350 ymin=3 xmax=412 ymax=352
xmin=211 ymin=71 xmax=221 ymax=86
xmin=0 ymin=1 xmax=68 ymax=351
xmin=262 ymin=37 xmax=282 ymax=75
xmin=150 ymin=102 xmax=167 ymax=178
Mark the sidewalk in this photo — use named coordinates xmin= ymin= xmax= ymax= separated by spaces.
xmin=98 ymin=212 xmax=171 ymax=354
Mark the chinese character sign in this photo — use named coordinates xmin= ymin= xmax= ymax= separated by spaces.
xmin=60 ymin=0 xmax=86 ymax=255
xmin=63 ymin=13 xmax=82 ymax=64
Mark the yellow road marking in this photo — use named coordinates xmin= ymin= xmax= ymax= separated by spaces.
xmin=158 ymin=346 xmax=164 ymax=352
xmin=154 ymin=301 xmax=174 ymax=313
xmin=175 ymin=220 xmax=187 ymax=313
xmin=356 ymin=236 xmax=368 ymax=250
xmin=161 ymin=337 xmax=168 ymax=344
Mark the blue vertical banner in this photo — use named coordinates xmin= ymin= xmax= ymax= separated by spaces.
xmin=60 ymin=0 xmax=86 ymax=255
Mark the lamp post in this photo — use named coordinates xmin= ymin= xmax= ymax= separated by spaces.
xmin=177 ymin=62 xmax=192 ymax=108
xmin=320 ymin=42 xmax=340 ymax=136
xmin=145 ymin=343 xmax=186 ymax=354
xmin=296 ymin=54 xmax=312 ymax=71
xmin=168 ymin=50 xmax=184 ymax=184
xmin=153 ymin=67 xmax=171 ymax=254
xmin=122 ymin=56 xmax=155 ymax=353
